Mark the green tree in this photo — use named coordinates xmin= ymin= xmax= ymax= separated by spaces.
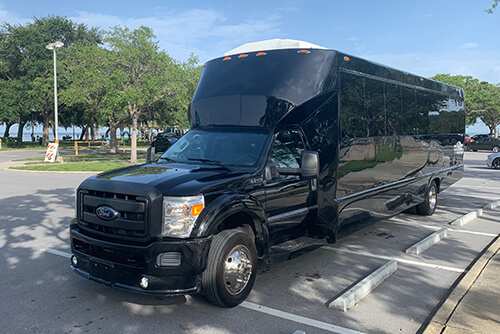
xmin=486 ymin=0 xmax=499 ymax=13
xmin=0 ymin=16 xmax=101 ymax=145
xmin=105 ymin=26 xmax=179 ymax=163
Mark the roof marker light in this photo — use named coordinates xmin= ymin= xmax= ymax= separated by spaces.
xmin=256 ymin=52 xmax=267 ymax=56
xmin=344 ymin=56 xmax=350 ymax=61
xmin=238 ymin=53 xmax=248 ymax=58
xmin=223 ymin=56 xmax=231 ymax=61
xmin=298 ymin=49 xmax=311 ymax=54
xmin=202 ymin=63 xmax=206 ymax=68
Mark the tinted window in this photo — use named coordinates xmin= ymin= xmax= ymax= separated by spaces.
xmin=270 ymin=129 xmax=305 ymax=169
xmin=161 ymin=128 xmax=269 ymax=167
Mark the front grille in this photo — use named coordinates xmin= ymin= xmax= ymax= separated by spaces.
xmin=73 ymin=238 xmax=146 ymax=268
xmin=79 ymin=189 xmax=149 ymax=239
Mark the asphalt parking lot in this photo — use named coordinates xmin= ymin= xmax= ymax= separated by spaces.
xmin=0 ymin=150 xmax=499 ymax=334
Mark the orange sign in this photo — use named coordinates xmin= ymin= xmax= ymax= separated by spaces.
xmin=44 ymin=143 xmax=59 ymax=162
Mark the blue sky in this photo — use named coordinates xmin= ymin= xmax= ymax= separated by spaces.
xmin=1 ymin=0 xmax=499 ymax=134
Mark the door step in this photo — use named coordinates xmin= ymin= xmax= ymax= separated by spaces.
xmin=269 ymin=237 xmax=328 ymax=262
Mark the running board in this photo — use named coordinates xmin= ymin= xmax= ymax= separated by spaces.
xmin=269 ymin=237 xmax=328 ymax=263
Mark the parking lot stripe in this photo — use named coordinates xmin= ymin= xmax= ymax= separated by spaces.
xmin=241 ymin=301 xmax=366 ymax=334
xmin=387 ymin=221 xmax=498 ymax=237
xmin=323 ymin=247 xmax=466 ymax=273
xmin=405 ymin=228 xmax=448 ymax=255
xmin=42 ymin=248 xmax=72 ymax=258
xmin=328 ymin=260 xmax=397 ymax=312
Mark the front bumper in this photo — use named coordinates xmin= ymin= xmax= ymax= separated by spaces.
xmin=70 ymin=224 xmax=211 ymax=295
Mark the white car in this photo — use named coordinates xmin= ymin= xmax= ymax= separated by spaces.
xmin=486 ymin=152 xmax=500 ymax=169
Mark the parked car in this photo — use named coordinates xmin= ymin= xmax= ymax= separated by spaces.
xmin=465 ymin=137 xmax=500 ymax=152
xmin=487 ymin=152 xmax=500 ymax=169
xmin=150 ymin=132 xmax=179 ymax=153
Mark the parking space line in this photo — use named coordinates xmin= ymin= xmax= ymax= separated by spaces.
xmin=241 ymin=301 xmax=366 ymax=334
xmin=323 ymin=247 xmax=466 ymax=273
xmin=42 ymin=248 xmax=72 ymax=258
xmin=387 ymin=220 xmax=498 ymax=237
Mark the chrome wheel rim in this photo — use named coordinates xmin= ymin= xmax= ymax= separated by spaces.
xmin=429 ymin=186 xmax=437 ymax=211
xmin=223 ymin=245 xmax=253 ymax=296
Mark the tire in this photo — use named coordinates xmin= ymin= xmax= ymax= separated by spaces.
xmin=464 ymin=145 xmax=470 ymax=151
xmin=493 ymin=146 xmax=500 ymax=153
xmin=493 ymin=158 xmax=500 ymax=169
xmin=417 ymin=181 xmax=438 ymax=216
xmin=201 ymin=226 xmax=257 ymax=308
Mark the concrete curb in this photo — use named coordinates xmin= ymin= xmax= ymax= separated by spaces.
xmin=484 ymin=199 xmax=500 ymax=210
xmin=406 ymin=228 xmax=448 ymax=255
xmin=421 ymin=235 xmax=500 ymax=334
xmin=450 ymin=209 xmax=483 ymax=227
xmin=327 ymin=260 xmax=397 ymax=312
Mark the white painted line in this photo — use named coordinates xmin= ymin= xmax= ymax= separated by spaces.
xmin=327 ymin=260 xmax=397 ymax=312
xmin=484 ymin=199 xmax=500 ymax=210
xmin=446 ymin=229 xmax=498 ymax=237
xmin=42 ymin=248 xmax=72 ymax=259
xmin=323 ymin=247 xmax=466 ymax=273
xmin=388 ymin=221 xmax=498 ymax=237
xmin=241 ymin=302 xmax=366 ymax=334
xmin=450 ymin=209 xmax=483 ymax=227
xmin=406 ymin=228 xmax=448 ymax=255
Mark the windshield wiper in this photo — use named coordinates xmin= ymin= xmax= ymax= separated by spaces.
xmin=158 ymin=157 xmax=177 ymax=163
xmin=187 ymin=158 xmax=231 ymax=169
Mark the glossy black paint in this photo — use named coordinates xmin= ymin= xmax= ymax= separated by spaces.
xmin=70 ymin=46 xmax=465 ymax=296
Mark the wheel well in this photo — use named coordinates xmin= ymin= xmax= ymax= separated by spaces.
xmin=216 ymin=212 xmax=263 ymax=256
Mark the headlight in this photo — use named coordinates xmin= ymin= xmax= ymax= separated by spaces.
xmin=162 ymin=195 xmax=204 ymax=238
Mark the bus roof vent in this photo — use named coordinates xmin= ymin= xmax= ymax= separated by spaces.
xmin=224 ymin=39 xmax=327 ymax=56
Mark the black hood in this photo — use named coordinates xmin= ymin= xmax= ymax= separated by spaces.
xmin=87 ymin=163 xmax=249 ymax=197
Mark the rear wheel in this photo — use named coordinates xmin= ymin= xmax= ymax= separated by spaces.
xmin=417 ymin=181 xmax=438 ymax=216
xmin=493 ymin=146 xmax=500 ymax=153
xmin=201 ymin=226 xmax=257 ymax=308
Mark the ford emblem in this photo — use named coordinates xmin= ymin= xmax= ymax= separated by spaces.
xmin=96 ymin=205 xmax=119 ymax=221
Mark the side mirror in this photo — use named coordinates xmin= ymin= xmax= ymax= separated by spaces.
xmin=300 ymin=151 xmax=319 ymax=179
xmin=264 ymin=161 xmax=279 ymax=181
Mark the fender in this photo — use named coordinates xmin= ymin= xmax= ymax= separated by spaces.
xmin=192 ymin=193 xmax=269 ymax=258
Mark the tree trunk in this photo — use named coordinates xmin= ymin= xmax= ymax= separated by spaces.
xmin=17 ymin=121 xmax=26 ymax=140
xmin=109 ymin=120 xmax=119 ymax=154
xmin=130 ymin=116 xmax=138 ymax=164
xmin=79 ymin=126 xmax=86 ymax=140
xmin=3 ymin=122 xmax=13 ymax=137
xmin=42 ymin=113 xmax=50 ymax=146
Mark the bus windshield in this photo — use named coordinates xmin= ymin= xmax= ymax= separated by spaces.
xmin=160 ymin=128 xmax=270 ymax=167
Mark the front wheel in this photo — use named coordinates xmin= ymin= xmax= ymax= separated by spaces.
xmin=493 ymin=158 xmax=500 ymax=169
xmin=492 ymin=146 xmax=500 ymax=153
xmin=201 ymin=226 xmax=257 ymax=308
xmin=417 ymin=181 xmax=438 ymax=216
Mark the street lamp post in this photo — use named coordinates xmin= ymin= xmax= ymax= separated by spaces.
xmin=46 ymin=41 xmax=64 ymax=147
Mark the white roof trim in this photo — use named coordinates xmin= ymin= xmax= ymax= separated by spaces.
xmin=224 ymin=39 xmax=327 ymax=56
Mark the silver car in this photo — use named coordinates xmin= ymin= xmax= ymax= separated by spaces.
xmin=486 ymin=152 xmax=500 ymax=169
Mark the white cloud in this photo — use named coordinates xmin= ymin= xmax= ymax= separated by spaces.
xmin=69 ymin=9 xmax=282 ymax=62
xmin=362 ymin=49 xmax=500 ymax=84
xmin=460 ymin=42 xmax=479 ymax=49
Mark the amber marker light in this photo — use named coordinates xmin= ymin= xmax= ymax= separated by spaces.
xmin=191 ymin=204 xmax=204 ymax=216
xmin=344 ymin=56 xmax=350 ymax=61
xmin=298 ymin=49 xmax=311 ymax=54
xmin=223 ymin=56 xmax=231 ymax=61
xmin=256 ymin=52 xmax=267 ymax=56
xmin=238 ymin=53 xmax=248 ymax=58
